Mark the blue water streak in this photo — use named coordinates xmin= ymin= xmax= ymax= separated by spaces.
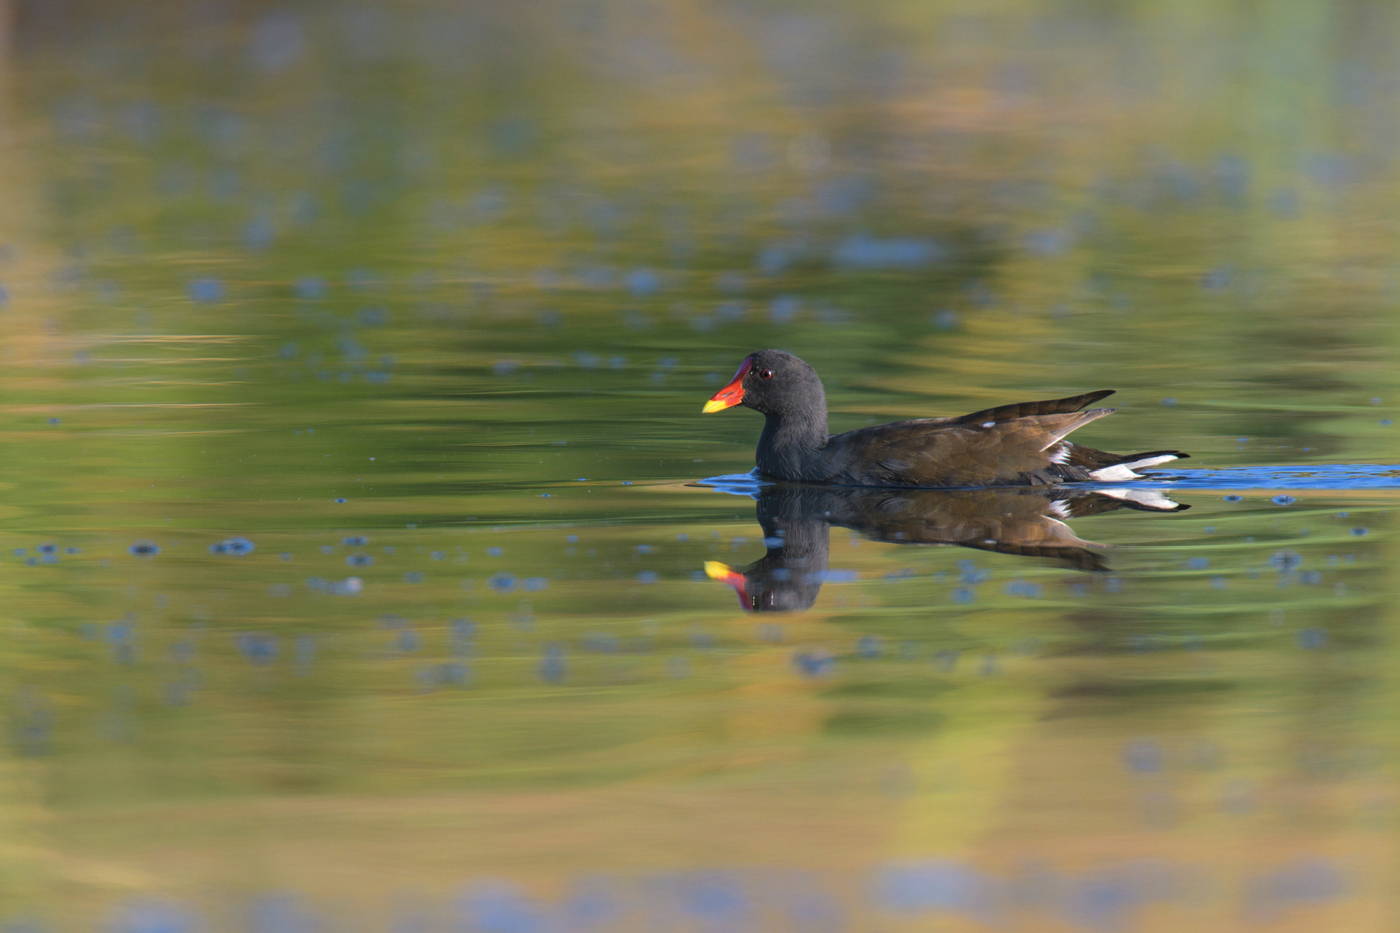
xmin=1132 ymin=464 xmax=1400 ymax=490
xmin=696 ymin=465 xmax=1400 ymax=497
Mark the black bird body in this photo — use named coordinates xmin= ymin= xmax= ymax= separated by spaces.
xmin=703 ymin=350 xmax=1187 ymax=488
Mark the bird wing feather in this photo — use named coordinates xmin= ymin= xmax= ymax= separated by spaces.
xmin=827 ymin=408 xmax=1115 ymax=487
xmin=950 ymin=390 xmax=1116 ymax=426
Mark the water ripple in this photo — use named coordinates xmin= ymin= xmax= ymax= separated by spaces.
xmin=1136 ymin=464 xmax=1400 ymax=490
xmin=697 ymin=464 xmax=1400 ymax=497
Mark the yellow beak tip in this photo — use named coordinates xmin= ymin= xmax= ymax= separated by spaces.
xmin=701 ymin=399 xmax=730 ymax=414
xmin=703 ymin=560 xmax=733 ymax=580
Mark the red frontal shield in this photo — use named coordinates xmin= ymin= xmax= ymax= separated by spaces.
xmin=702 ymin=357 xmax=753 ymax=413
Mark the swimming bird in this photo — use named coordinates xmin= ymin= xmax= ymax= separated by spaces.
xmin=702 ymin=350 xmax=1187 ymax=487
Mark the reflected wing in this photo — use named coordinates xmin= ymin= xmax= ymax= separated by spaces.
xmin=825 ymin=487 xmax=1111 ymax=571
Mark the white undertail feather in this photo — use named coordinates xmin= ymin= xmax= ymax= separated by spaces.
xmin=1088 ymin=464 xmax=1139 ymax=481
xmin=1096 ymin=488 xmax=1183 ymax=510
xmin=1047 ymin=500 xmax=1071 ymax=519
xmin=1048 ymin=443 xmax=1070 ymax=465
xmin=1088 ymin=454 xmax=1180 ymax=482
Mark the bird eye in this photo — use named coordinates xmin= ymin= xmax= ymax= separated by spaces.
xmin=759 ymin=369 xmax=774 ymax=379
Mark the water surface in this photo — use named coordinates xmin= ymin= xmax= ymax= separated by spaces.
xmin=1 ymin=2 xmax=1398 ymax=931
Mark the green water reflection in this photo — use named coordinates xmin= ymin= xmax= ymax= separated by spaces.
xmin=1 ymin=1 xmax=1397 ymax=930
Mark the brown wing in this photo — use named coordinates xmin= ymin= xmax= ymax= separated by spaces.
xmin=826 ymin=408 xmax=1115 ymax=487
xmin=951 ymin=390 xmax=1115 ymax=426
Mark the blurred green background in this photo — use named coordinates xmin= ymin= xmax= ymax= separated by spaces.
xmin=0 ymin=1 xmax=1396 ymax=930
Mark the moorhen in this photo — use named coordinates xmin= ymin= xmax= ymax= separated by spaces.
xmin=702 ymin=350 xmax=1187 ymax=487
xmin=704 ymin=483 xmax=1187 ymax=612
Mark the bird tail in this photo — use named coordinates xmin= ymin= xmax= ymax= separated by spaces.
xmin=1085 ymin=450 xmax=1189 ymax=481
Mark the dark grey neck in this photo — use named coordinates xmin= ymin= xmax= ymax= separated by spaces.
xmin=756 ymin=407 xmax=830 ymax=481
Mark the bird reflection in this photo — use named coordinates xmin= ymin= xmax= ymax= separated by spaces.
xmin=705 ymin=484 xmax=1186 ymax=613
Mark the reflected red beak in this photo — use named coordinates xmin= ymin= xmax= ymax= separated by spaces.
xmin=702 ymin=357 xmax=752 ymax=413
xmin=704 ymin=561 xmax=752 ymax=611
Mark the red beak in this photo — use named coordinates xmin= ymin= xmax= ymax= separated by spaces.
xmin=702 ymin=357 xmax=752 ymax=413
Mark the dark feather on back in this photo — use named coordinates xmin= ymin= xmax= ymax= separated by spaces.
xmin=951 ymin=390 xmax=1116 ymax=426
